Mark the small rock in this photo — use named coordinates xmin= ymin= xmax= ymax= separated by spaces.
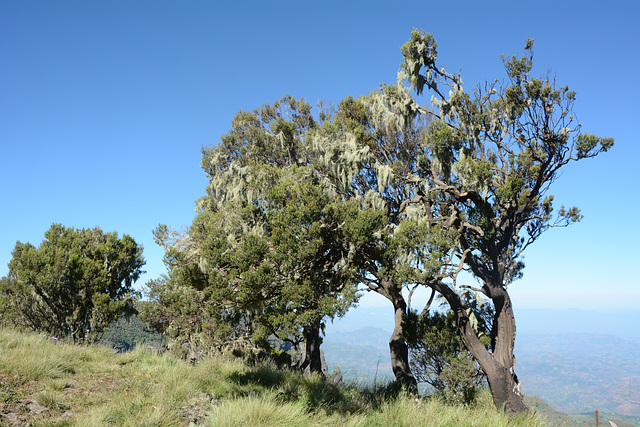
xmin=328 ymin=366 xmax=342 ymax=385
xmin=27 ymin=402 xmax=48 ymax=414
xmin=21 ymin=399 xmax=48 ymax=414
xmin=2 ymin=412 xmax=18 ymax=422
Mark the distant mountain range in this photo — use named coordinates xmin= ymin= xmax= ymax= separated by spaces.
xmin=323 ymin=327 xmax=394 ymax=386
xmin=326 ymin=307 xmax=640 ymax=338
xmin=323 ymin=308 xmax=640 ymax=425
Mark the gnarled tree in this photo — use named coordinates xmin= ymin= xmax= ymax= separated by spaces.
xmin=398 ymin=29 xmax=613 ymax=412
xmin=311 ymin=87 xmax=458 ymax=392
xmin=153 ymin=96 xmax=370 ymax=372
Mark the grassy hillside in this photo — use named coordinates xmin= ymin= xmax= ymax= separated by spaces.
xmin=0 ymin=327 xmax=545 ymax=426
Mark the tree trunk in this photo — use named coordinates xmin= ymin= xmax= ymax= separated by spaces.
xmin=434 ymin=280 xmax=528 ymax=413
xmin=485 ymin=291 xmax=528 ymax=413
xmin=388 ymin=288 xmax=418 ymax=393
xmin=301 ymin=320 xmax=324 ymax=374
xmin=484 ymin=363 xmax=527 ymax=413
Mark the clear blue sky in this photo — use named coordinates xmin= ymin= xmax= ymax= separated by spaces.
xmin=2 ymin=1 xmax=638 ymax=311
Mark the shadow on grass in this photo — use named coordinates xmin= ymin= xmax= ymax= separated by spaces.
xmin=228 ymin=364 xmax=288 ymax=388
xmin=228 ymin=362 xmax=409 ymax=417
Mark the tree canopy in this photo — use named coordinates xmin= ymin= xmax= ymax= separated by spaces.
xmin=395 ymin=29 xmax=612 ymax=411
xmin=0 ymin=223 xmax=145 ymax=343
xmin=143 ymin=97 xmax=380 ymax=372
xmin=141 ymin=29 xmax=612 ymax=413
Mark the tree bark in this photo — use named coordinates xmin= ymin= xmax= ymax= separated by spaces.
xmin=434 ymin=280 xmax=527 ymax=413
xmin=301 ymin=320 xmax=324 ymax=375
xmin=388 ymin=287 xmax=418 ymax=393
xmin=486 ymin=290 xmax=528 ymax=413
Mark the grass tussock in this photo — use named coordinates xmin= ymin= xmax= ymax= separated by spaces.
xmin=0 ymin=327 xmax=545 ymax=426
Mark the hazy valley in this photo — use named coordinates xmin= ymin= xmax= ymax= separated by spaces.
xmin=323 ymin=308 xmax=640 ymax=425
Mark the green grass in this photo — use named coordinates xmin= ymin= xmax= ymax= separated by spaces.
xmin=0 ymin=327 xmax=546 ymax=426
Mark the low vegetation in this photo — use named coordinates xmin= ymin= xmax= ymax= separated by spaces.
xmin=0 ymin=327 xmax=544 ymax=426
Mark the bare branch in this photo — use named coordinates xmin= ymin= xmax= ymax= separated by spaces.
xmin=419 ymin=287 xmax=437 ymax=317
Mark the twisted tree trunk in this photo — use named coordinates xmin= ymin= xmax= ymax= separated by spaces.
xmin=387 ymin=285 xmax=418 ymax=393
xmin=434 ymin=281 xmax=527 ymax=413
xmin=486 ymin=291 xmax=527 ymax=412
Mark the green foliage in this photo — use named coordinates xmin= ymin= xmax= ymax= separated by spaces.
xmin=95 ymin=314 xmax=163 ymax=353
xmin=141 ymin=201 xmax=282 ymax=357
xmin=140 ymin=275 xmax=236 ymax=358
xmin=397 ymin=30 xmax=614 ymax=296
xmin=312 ymin=80 xmax=460 ymax=290
xmin=0 ymin=224 xmax=144 ymax=343
xmin=199 ymin=95 xmax=316 ymax=210
xmin=146 ymin=97 xmax=378 ymax=370
xmin=576 ymin=133 xmax=614 ymax=159
xmin=400 ymin=29 xmax=439 ymax=97
xmin=262 ymin=170 xmax=366 ymax=342
xmin=406 ymin=294 xmax=493 ymax=405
